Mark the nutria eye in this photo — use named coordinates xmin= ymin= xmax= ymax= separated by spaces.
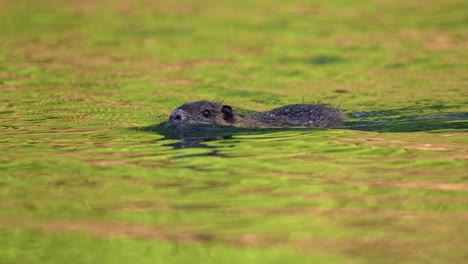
xmin=174 ymin=114 xmax=182 ymax=121
xmin=202 ymin=109 xmax=211 ymax=117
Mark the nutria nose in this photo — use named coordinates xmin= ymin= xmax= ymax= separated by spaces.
xmin=171 ymin=109 xmax=185 ymax=122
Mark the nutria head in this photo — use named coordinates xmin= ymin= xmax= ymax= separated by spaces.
xmin=166 ymin=100 xmax=235 ymax=129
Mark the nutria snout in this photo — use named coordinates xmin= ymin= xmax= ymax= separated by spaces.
xmin=166 ymin=100 xmax=345 ymax=130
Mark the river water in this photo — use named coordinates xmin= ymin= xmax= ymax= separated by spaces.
xmin=1 ymin=1 xmax=467 ymax=263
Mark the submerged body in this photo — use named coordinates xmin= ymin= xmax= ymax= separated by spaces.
xmin=166 ymin=100 xmax=345 ymax=130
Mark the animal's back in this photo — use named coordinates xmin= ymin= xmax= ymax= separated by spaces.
xmin=252 ymin=104 xmax=344 ymax=127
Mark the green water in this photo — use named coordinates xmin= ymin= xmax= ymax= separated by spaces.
xmin=1 ymin=0 xmax=467 ymax=263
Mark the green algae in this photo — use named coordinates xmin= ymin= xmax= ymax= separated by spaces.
xmin=0 ymin=0 xmax=467 ymax=263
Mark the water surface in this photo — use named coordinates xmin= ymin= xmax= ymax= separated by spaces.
xmin=1 ymin=0 xmax=467 ymax=263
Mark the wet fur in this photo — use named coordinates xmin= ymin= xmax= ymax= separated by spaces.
xmin=166 ymin=100 xmax=345 ymax=129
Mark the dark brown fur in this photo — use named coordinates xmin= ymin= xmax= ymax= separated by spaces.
xmin=166 ymin=100 xmax=345 ymax=129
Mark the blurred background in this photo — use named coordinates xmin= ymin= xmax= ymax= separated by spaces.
xmin=1 ymin=1 xmax=467 ymax=263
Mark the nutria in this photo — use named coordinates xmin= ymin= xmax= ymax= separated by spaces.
xmin=165 ymin=100 xmax=345 ymax=130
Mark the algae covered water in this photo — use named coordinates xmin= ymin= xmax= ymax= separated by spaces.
xmin=1 ymin=1 xmax=467 ymax=263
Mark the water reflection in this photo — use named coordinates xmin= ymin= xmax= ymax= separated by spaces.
xmin=164 ymin=135 xmax=232 ymax=151
xmin=138 ymin=123 xmax=311 ymax=150
xmin=348 ymin=112 xmax=468 ymax=132
xmin=133 ymin=122 xmax=234 ymax=152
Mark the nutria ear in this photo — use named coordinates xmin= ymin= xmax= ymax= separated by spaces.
xmin=221 ymin=105 xmax=234 ymax=122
